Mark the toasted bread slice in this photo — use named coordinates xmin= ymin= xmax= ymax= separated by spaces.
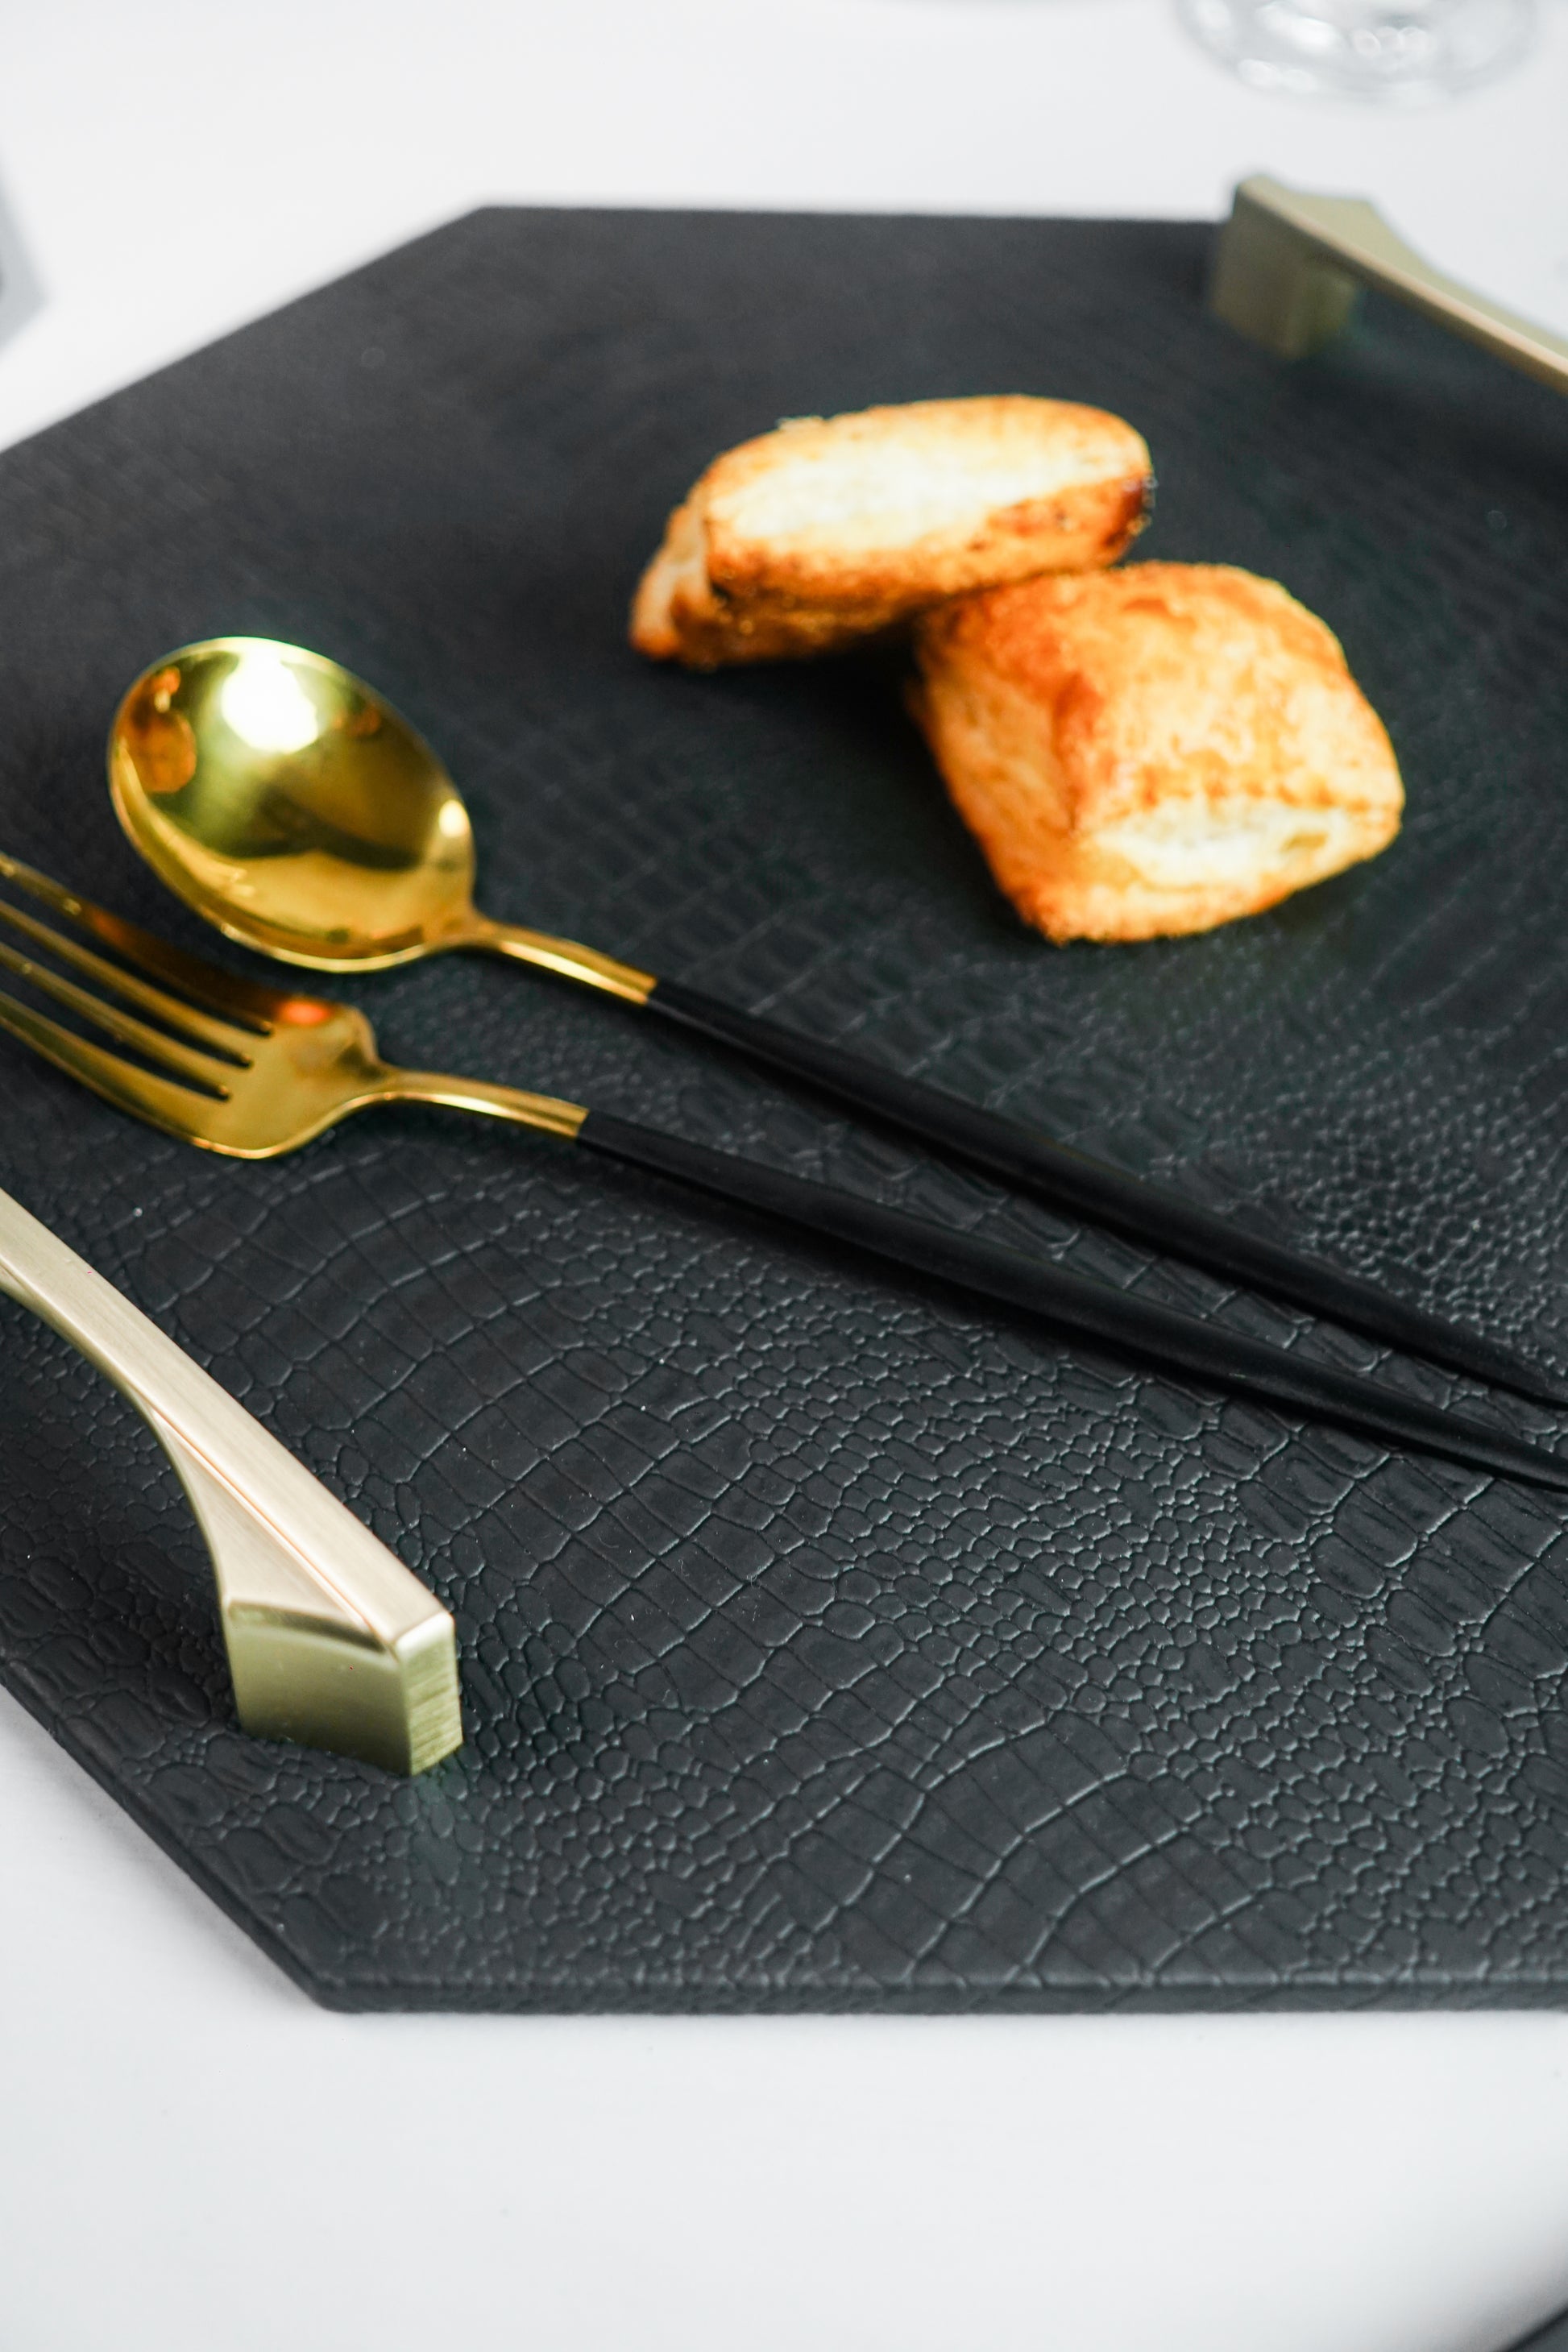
xmin=631 ymin=396 xmax=1152 ymax=667
xmin=913 ymin=564 xmax=1403 ymax=942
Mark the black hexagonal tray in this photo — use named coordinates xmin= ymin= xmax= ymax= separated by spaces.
xmin=3 ymin=208 xmax=1568 ymax=2008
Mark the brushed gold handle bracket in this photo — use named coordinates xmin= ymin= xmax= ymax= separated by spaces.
xmin=1209 ymin=174 xmax=1568 ymax=393
xmin=0 ymin=1185 xmax=462 ymax=1773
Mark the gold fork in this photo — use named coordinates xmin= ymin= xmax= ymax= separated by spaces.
xmin=1 ymin=848 xmax=1565 ymax=1491
xmin=0 ymin=849 xmax=584 ymax=1155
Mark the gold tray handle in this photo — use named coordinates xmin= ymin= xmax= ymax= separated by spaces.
xmin=1209 ymin=174 xmax=1568 ymax=395
xmin=0 ymin=1185 xmax=461 ymax=1773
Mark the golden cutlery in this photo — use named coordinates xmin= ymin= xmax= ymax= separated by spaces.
xmin=107 ymin=637 xmax=1563 ymax=1406
xmin=1210 ymin=175 xmax=1568 ymax=392
xmin=0 ymin=1181 xmax=460 ymax=1773
xmin=1 ymin=849 xmax=1564 ymax=1491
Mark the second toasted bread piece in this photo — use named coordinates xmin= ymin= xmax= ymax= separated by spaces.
xmin=631 ymin=396 xmax=1152 ymax=668
xmin=913 ymin=563 xmax=1403 ymax=942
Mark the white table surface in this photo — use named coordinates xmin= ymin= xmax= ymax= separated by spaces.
xmin=3 ymin=6 xmax=1568 ymax=2348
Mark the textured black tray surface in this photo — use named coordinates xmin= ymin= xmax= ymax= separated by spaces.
xmin=3 ymin=208 xmax=1568 ymax=2010
xmin=1510 ymin=2305 xmax=1568 ymax=2352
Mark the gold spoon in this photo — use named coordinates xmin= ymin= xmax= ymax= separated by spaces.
xmin=107 ymin=635 xmax=1567 ymax=1406
xmin=110 ymin=637 xmax=651 ymax=998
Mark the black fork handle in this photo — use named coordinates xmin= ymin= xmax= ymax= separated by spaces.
xmin=577 ymin=1110 xmax=1568 ymax=1491
xmin=648 ymin=977 xmax=1562 ymax=1407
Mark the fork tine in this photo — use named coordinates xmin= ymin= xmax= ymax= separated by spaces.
xmin=0 ymin=938 xmax=241 ymax=1094
xmin=0 ymin=893 xmax=258 ymax=1060
xmin=0 ymin=982 xmax=222 ymax=1147
xmin=0 ymin=852 xmax=288 ymax=1031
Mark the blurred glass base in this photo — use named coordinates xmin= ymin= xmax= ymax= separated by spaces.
xmin=1176 ymin=0 xmax=1536 ymax=101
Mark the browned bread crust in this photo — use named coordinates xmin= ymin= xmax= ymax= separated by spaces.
xmin=913 ymin=563 xmax=1404 ymax=942
xmin=630 ymin=396 xmax=1152 ymax=668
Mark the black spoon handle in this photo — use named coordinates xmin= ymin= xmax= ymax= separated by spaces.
xmin=648 ymin=977 xmax=1562 ymax=1407
xmin=578 ymin=1110 xmax=1568 ymax=1492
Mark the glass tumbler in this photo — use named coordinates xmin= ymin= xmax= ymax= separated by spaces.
xmin=1176 ymin=0 xmax=1537 ymax=101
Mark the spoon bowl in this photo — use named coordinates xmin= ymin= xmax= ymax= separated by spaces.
xmin=110 ymin=638 xmax=487 ymax=969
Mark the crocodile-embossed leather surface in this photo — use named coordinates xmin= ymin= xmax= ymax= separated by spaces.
xmin=3 ymin=209 xmax=1568 ymax=2009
